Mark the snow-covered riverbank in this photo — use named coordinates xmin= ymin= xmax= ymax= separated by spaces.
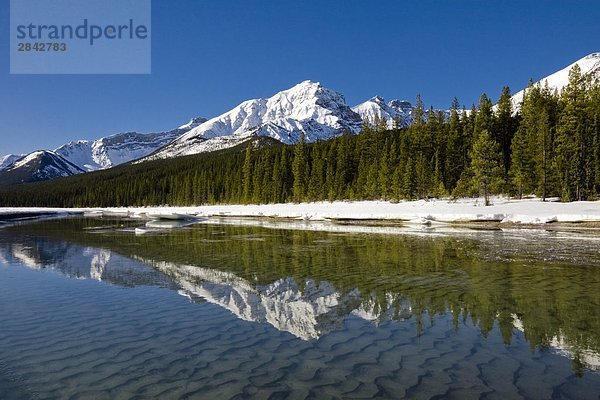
xmin=2 ymin=197 xmax=600 ymax=226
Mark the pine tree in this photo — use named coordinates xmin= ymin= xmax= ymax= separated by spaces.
xmin=534 ymin=108 xmax=552 ymax=200
xmin=308 ymin=148 xmax=325 ymax=200
xmin=280 ymin=146 xmax=292 ymax=202
xmin=242 ymin=144 xmax=252 ymax=203
xmin=509 ymin=122 xmax=532 ymax=199
xmin=429 ymin=109 xmax=447 ymax=193
xmin=361 ymin=117 xmax=374 ymax=135
xmin=494 ymin=86 xmax=518 ymax=179
xmin=445 ymin=98 xmax=463 ymax=190
xmin=378 ymin=141 xmax=391 ymax=200
xmin=412 ymin=94 xmax=425 ymax=128
xmin=366 ymin=160 xmax=380 ymax=198
xmin=470 ymin=129 xmax=504 ymax=205
xmin=402 ymin=155 xmax=416 ymax=199
xmin=335 ymin=137 xmax=352 ymax=198
xmin=292 ymin=134 xmax=309 ymax=202
xmin=389 ymin=141 xmax=402 ymax=200
xmin=509 ymin=83 xmax=537 ymax=198
xmin=432 ymin=149 xmax=447 ymax=197
xmin=325 ymin=144 xmax=337 ymax=200
xmin=271 ymin=152 xmax=282 ymax=202
xmin=555 ymin=64 xmax=590 ymax=200
xmin=393 ymin=115 xmax=402 ymax=130
xmin=376 ymin=115 xmax=388 ymax=132
xmin=474 ymin=93 xmax=494 ymax=137
xmin=392 ymin=164 xmax=403 ymax=201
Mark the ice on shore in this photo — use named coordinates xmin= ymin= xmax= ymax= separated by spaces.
xmin=1 ymin=197 xmax=599 ymax=227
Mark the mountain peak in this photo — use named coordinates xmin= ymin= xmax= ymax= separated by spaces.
xmin=295 ymin=79 xmax=321 ymax=88
xmin=144 ymin=82 xmax=362 ymax=161
xmin=0 ymin=150 xmax=84 ymax=186
xmin=352 ymin=97 xmax=415 ymax=129
xmin=178 ymin=116 xmax=208 ymax=130
xmin=369 ymin=96 xmax=386 ymax=104
xmin=0 ymin=154 xmax=23 ymax=171
xmin=9 ymin=150 xmax=49 ymax=169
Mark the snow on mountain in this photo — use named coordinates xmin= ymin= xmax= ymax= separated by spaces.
xmin=0 ymin=154 xmax=22 ymax=171
xmin=145 ymin=81 xmax=363 ymax=161
xmin=55 ymin=117 xmax=207 ymax=171
xmin=0 ymin=150 xmax=85 ymax=185
xmin=509 ymin=52 xmax=600 ymax=111
xmin=352 ymin=96 xmax=414 ymax=128
xmin=177 ymin=116 xmax=208 ymax=130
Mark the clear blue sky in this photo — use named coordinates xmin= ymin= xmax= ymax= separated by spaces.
xmin=1 ymin=0 xmax=599 ymax=155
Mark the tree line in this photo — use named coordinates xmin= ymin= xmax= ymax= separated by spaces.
xmin=0 ymin=64 xmax=598 ymax=207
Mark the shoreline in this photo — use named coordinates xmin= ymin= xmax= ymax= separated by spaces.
xmin=1 ymin=197 xmax=600 ymax=233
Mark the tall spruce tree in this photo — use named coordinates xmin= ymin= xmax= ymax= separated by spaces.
xmin=308 ymin=147 xmax=325 ymax=200
xmin=445 ymin=98 xmax=464 ymax=190
xmin=494 ymin=86 xmax=518 ymax=179
xmin=292 ymin=134 xmax=309 ymax=202
xmin=555 ymin=64 xmax=590 ymax=200
xmin=412 ymin=94 xmax=425 ymax=127
xmin=242 ymin=144 xmax=253 ymax=203
xmin=535 ymin=108 xmax=551 ymax=200
xmin=452 ymin=106 xmax=478 ymax=198
xmin=474 ymin=93 xmax=494 ymax=137
xmin=509 ymin=83 xmax=538 ymax=198
xmin=470 ymin=129 xmax=504 ymax=205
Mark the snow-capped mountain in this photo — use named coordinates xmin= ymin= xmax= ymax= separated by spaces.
xmin=0 ymin=154 xmax=22 ymax=171
xmin=0 ymin=151 xmax=85 ymax=186
xmin=145 ymin=81 xmax=363 ymax=161
xmin=509 ymin=52 xmax=600 ymax=111
xmin=352 ymin=96 xmax=414 ymax=128
xmin=55 ymin=117 xmax=207 ymax=171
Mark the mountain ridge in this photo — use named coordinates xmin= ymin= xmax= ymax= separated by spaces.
xmin=0 ymin=154 xmax=22 ymax=171
xmin=54 ymin=116 xmax=207 ymax=171
xmin=143 ymin=80 xmax=363 ymax=161
xmin=0 ymin=150 xmax=85 ymax=186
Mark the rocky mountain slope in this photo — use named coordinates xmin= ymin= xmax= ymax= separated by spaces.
xmin=55 ymin=117 xmax=207 ymax=171
xmin=0 ymin=154 xmax=22 ymax=171
xmin=0 ymin=151 xmax=85 ymax=186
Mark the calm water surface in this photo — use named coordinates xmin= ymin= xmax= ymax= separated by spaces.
xmin=0 ymin=217 xmax=599 ymax=399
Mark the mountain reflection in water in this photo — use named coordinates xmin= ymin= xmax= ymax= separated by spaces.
xmin=0 ymin=217 xmax=598 ymax=374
